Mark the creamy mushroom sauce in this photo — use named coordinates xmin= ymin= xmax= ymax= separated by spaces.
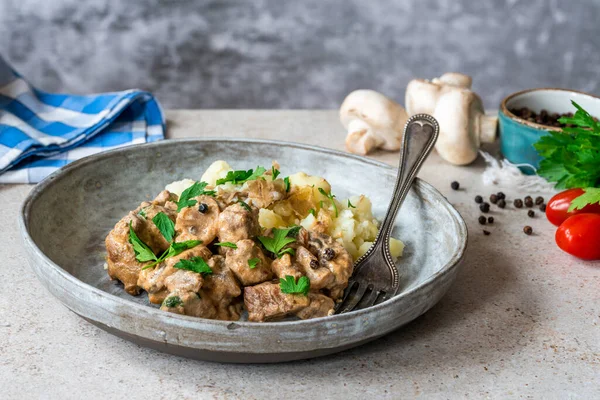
xmin=105 ymin=161 xmax=403 ymax=322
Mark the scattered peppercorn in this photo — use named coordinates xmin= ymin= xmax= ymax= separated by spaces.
xmin=451 ymin=181 xmax=460 ymax=190
xmin=497 ymin=199 xmax=506 ymax=209
xmin=539 ymin=203 xmax=546 ymax=212
xmin=483 ymin=230 xmax=491 ymax=236
xmin=478 ymin=216 xmax=487 ymax=225
xmin=489 ymin=194 xmax=498 ymax=204
xmin=524 ymin=196 xmax=534 ymax=207
xmin=514 ymin=199 xmax=523 ymax=208
xmin=496 ymin=192 xmax=506 ymax=200
xmin=198 ymin=203 xmax=209 ymax=213
xmin=487 ymin=216 xmax=494 ymax=224
xmin=480 ymin=202 xmax=490 ymax=213
xmin=523 ymin=226 xmax=533 ymax=235
xmin=475 ymin=195 xmax=483 ymax=204
xmin=309 ymin=259 xmax=319 ymax=269
xmin=528 ymin=210 xmax=535 ymax=218
xmin=535 ymin=196 xmax=544 ymax=205
xmin=322 ymin=248 xmax=336 ymax=261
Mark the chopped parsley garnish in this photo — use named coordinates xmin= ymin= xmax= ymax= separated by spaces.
xmin=279 ymin=275 xmax=310 ymax=296
xmin=568 ymin=187 xmax=600 ymax=212
xmin=176 ymin=181 xmax=216 ymax=212
xmin=214 ymin=242 xmax=238 ymax=249
xmin=347 ymin=200 xmax=356 ymax=208
xmin=257 ymin=227 xmax=299 ymax=258
xmin=152 ymin=212 xmax=175 ymax=242
xmin=248 ymin=257 xmax=261 ymax=269
xmin=238 ymin=200 xmax=252 ymax=211
xmin=271 ymin=166 xmax=281 ymax=180
xmin=174 ymin=256 xmax=213 ymax=275
xmin=308 ymin=208 xmax=316 ymax=216
xmin=283 ymin=176 xmax=290 ymax=192
xmin=138 ymin=208 xmax=147 ymax=218
xmin=129 ymin=221 xmax=158 ymax=263
xmin=318 ymin=187 xmax=338 ymax=217
xmin=216 ymin=166 xmax=266 ymax=185
xmin=163 ymin=296 xmax=183 ymax=308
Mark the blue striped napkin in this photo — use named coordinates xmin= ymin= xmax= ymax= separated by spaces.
xmin=0 ymin=56 xmax=165 ymax=183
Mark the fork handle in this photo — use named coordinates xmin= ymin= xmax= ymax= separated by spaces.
xmin=377 ymin=114 xmax=440 ymax=243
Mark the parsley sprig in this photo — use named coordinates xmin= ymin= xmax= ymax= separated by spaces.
xmin=176 ymin=181 xmax=216 ymax=212
xmin=216 ymin=166 xmax=266 ymax=185
xmin=271 ymin=166 xmax=281 ymax=180
xmin=568 ymin=187 xmax=600 ymax=212
xmin=257 ymin=226 xmax=299 ymax=258
xmin=318 ymin=187 xmax=338 ymax=217
xmin=174 ymin=256 xmax=213 ymax=275
xmin=214 ymin=242 xmax=237 ymax=249
xmin=534 ymin=101 xmax=600 ymax=189
xmin=279 ymin=275 xmax=310 ymax=296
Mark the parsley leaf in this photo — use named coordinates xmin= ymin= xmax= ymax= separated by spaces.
xmin=347 ymin=200 xmax=356 ymax=208
xmin=568 ymin=187 xmax=600 ymax=212
xmin=138 ymin=208 xmax=147 ymax=218
xmin=174 ymin=256 xmax=213 ymax=275
xmin=534 ymin=101 xmax=600 ymax=189
xmin=283 ymin=176 xmax=290 ymax=192
xmin=214 ymin=242 xmax=237 ymax=249
xmin=318 ymin=187 xmax=338 ymax=217
xmin=258 ymin=227 xmax=298 ymax=258
xmin=238 ymin=200 xmax=252 ymax=211
xmin=142 ymin=239 xmax=202 ymax=270
xmin=163 ymin=296 xmax=183 ymax=308
xmin=279 ymin=275 xmax=310 ymax=296
xmin=128 ymin=221 xmax=158 ymax=263
xmin=272 ymin=166 xmax=281 ymax=180
xmin=152 ymin=212 xmax=175 ymax=242
xmin=216 ymin=166 xmax=266 ymax=185
xmin=248 ymin=257 xmax=261 ymax=269
xmin=308 ymin=208 xmax=316 ymax=216
xmin=176 ymin=181 xmax=216 ymax=212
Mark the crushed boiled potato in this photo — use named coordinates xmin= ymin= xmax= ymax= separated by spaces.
xmin=166 ymin=160 xmax=404 ymax=261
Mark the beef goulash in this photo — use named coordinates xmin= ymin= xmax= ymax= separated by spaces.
xmin=105 ymin=161 xmax=404 ymax=322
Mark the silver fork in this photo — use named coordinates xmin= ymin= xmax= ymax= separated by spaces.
xmin=335 ymin=114 xmax=440 ymax=314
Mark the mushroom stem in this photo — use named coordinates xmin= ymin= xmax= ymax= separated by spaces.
xmin=345 ymin=119 xmax=379 ymax=155
xmin=478 ymin=114 xmax=498 ymax=144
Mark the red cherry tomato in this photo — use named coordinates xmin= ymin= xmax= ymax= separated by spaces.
xmin=546 ymin=188 xmax=600 ymax=226
xmin=555 ymin=213 xmax=600 ymax=260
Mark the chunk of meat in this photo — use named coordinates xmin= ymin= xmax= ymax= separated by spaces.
xmin=160 ymin=289 xmax=218 ymax=319
xmin=305 ymin=231 xmax=354 ymax=300
xmin=137 ymin=246 xmax=212 ymax=304
xmin=200 ymin=256 xmax=243 ymax=320
xmin=295 ymin=293 xmax=335 ymax=319
xmin=217 ymin=203 xmax=260 ymax=243
xmin=105 ymin=198 xmax=176 ymax=295
xmin=224 ymin=239 xmax=273 ymax=286
xmin=244 ymin=179 xmax=286 ymax=209
xmin=244 ymin=282 xmax=310 ymax=322
xmin=175 ymin=195 xmax=220 ymax=243
xmin=270 ymin=253 xmax=302 ymax=280
xmin=294 ymin=246 xmax=334 ymax=290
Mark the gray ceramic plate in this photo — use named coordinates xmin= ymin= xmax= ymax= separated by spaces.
xmin=19 ymin=138 xmax=467 ymax=363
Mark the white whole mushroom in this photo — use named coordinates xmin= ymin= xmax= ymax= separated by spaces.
xmin=339 ymin=90 xmax=409 ymax=155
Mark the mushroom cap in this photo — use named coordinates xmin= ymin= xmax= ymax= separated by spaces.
xmin=433 ymin=72 xmax=472 ymax=89
xmin=433 ymin=89 xmax=485 ymax=165
xmin=340 ymin=90 xmax=408 ymax=153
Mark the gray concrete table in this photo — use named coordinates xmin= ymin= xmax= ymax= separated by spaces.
xmin=2 ymin=111 xmax=598 ymax=399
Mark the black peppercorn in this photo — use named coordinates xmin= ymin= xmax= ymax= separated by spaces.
xmin=523 ymin=226 xmax=533 ymax=235
xmin=528 ymin=210 xmax=535 ymax=218
xmin=480 ymin=202 xmax=490 ymax=213
xmin=489 ymin=194 xmax=498 ymax=204
xmin=496 ymin=192 xmax=506 ymax=200
xmin=478 ymin=216 xmax=487 ymax=225
xmin=198 ymin=203 xmax=209 ymax=213
xmin=539 ymin=204 xmax=546 ymax=212
xmin=524 ymin=196 xmax=534 ymax=207
xmin=535 ymin=196 xmax=544 ymax=205
xmin=488 ymin=216 xmax=494 ymax=224
xmin=322 ymin=248 xmax=336 ymax=261
xmin=497 ymin=199 xmax=506 ymax=209
xmin=475 ymin=195 xmax=483 ymax=204
xmin=483 ymin=230 xmax=491 ymax=236
xmin=514 ymin=199 xmax=523 ymax=208
xmin=309 ymin=259 xmax=319 ymax=269
xmin=451 ymin=181 xmax=460 ymax=190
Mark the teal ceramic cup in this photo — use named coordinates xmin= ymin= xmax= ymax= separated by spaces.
xmin=499 ymin=88 xmax=600 ymax=174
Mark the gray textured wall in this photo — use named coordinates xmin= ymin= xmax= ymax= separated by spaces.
xmin=1 ymin=0 xmax=598 ymax=110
